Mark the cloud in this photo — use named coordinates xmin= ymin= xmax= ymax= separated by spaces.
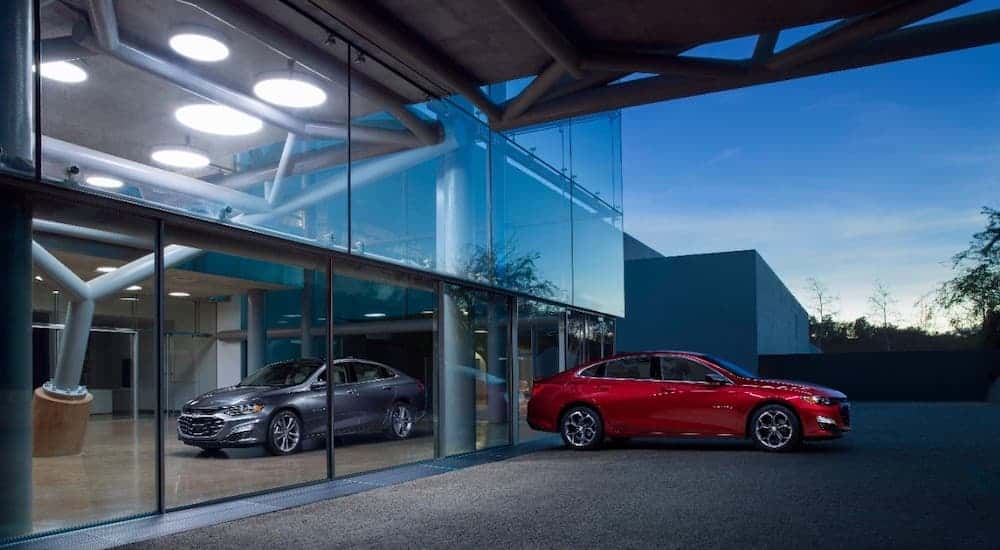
xmin=706 ymin=147 xmax=742 ymax=165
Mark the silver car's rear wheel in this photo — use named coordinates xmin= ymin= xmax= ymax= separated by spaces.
xmin=386 ymin=403 xmax=414 ymax=439
xmin=267 ymin=411 xmax=302 ymax=455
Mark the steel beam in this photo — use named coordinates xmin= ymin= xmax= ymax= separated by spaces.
xmin=33 ymin=218 xmax=153 ymax=249
xmin=752 ymin=31 xmax=780 ymax=63
xmin=766 ymin=0 xmax=968 ymax=70
xmin=498 ymin=10 xmax=1000 ymax=130
xmin=311 ymin=0 xmax=502 ymax=122
xmin=267 ymin=133 xmax=298 ymax=205
xmin=41 ymin=36 xmax=96 ymax=63
xmin=580 ymin=52 xmax=749 ymax=79
xmin=496 ymin=0 xmax=583 ymax=78
xmin=503 ymin=62 xmax=567 ymax=121
xmin=43 ymin=136 xmax=271 ymax=214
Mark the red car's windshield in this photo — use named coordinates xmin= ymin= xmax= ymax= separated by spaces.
xmin=701 ymin=355 xmax=758 ymax=379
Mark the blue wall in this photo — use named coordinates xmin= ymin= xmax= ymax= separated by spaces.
xmin=617 ymin=250 xmax=760 ymax=370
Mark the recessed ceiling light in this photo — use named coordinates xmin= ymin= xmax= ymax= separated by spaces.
xmin=52 ymin=290 xmax=60 ymax=295
xmin=40 ymin=61 xmax=88 ymax=83
xmin=96 ymin=266 xmax=118 ymax=273
xmin=253 ymin=72 xmax=327 ymax=108
xmin=34 ymin=275 xmax=43 ymax=282
xmin=85 ymin=175 xmax=124 ymax=189
xmin=282 ymin=314 xmax=302 ymax=318
xmin=126 ymin=285 xmax=142 ymax=291
xmin=168 ymin=26 xmax=230 ymax=62
xmin=120 ymin=297 xmax=139 ymax=302
xmin=420 ymin=309 xmax=434 ymax=315
xmin=175 ymin=104 xmax=262 ymax=136
xmin=363 ymin=312 xmax=387 ymax=318
xmin=168 ymin=291 xmax=191 ymax=298
xmin=151 ymin=146 xmax=210 ymax=169
xmin=474 ymin=329 xmax=488 ymax=334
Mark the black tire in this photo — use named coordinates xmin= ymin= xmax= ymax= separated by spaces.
xmin=750 ymin=404 xmax=801 ymax=452
xmin=266 ymin=410 xmax=303 ymax=456
xmin=385 ymin=402 xmax=415 ymax=440
xmin=560 ymin=405 xmax=604 ymax=450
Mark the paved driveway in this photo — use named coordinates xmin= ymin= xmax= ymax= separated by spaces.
xmin=128 ymin=403 xmax=1000 ymax=549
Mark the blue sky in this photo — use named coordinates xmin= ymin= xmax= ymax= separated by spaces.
xmin=621 ymin=3 xmax=999 ymax=329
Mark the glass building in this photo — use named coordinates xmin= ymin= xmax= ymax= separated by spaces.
xmin=0 ymin=0 xmax=622 ymax=541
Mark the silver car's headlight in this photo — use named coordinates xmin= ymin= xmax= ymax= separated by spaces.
xmin=225 ymin=402 xmax=264 ymax=416
xmin=803 ymin=395 xmax=836 ymax=406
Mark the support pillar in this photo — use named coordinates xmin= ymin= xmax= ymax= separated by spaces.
xmin=0 ymin=0 xmax=34 ymax=173
xmin=0 ymin=194 xmax=33 ymax=538
xmin=246 ymin=289 xmax=267 ymax=373
xmin=300 ymin=271 xmax=313 ymax=358
xmin=440 ymin=288 xmax=475 ymax=455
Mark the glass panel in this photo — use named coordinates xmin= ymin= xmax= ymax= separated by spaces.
xmin=331 ymin=267 xmax=436 ymax=476
xmin=586 ymin=316 xmax=614 ymax=361
xmin=517 ymin=300 xmax=565 ymax=441
xmin=567 ymin=310 xmax=586 ymax=368
xmin=20 ymin=203 xmax=156 ymax=538
xmin=570 ymin=113 xmax=622 ymax=211
xmin=491 ymin=134 xmax=573 ymax=302
xmin=504 ymin=121 xmax=570 ymax=178
xmin=572 ymin=197 xmax=625 ymax=316
xmin=350 ymin=48 xmax=491 ymax=282
xmin=0 ymin=0 xmax=34 ymax=178
xmin=441 ymin=285 xmax=510 ymax=455
xmin=163 ymin=230 xmax=327 ymax=508
xmin=39 ymin=2 xmax=351 ymax=249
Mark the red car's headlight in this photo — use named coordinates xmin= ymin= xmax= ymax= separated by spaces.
xmin=803 ymin=395 xmax=836 ymax=406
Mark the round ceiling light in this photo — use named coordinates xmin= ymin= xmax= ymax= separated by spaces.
xmin=168 ymin=26 xmax=230 ymax=62
xmin=151 ymin=146 xmax=210 ymax=169
xmin=39 ymin=61 xmax=88 ymax=83
xmin=85 ymin=175 xmax=124 ymax=189
xmin=253 ymin=71 xmax=327 ymax=108
xmin=175 ymin=104 xmax=262 ymax=136
xmin=168 ymin=291 xmax=191 ymax=298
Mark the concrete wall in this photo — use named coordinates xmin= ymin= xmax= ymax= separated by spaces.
xmin=754 ymin=254 xmax=812 ymax=356
xmin=617 ymin=250 xmax=759 ymax=370
xmin=759 ymin=351 xmax=1000 ymax=401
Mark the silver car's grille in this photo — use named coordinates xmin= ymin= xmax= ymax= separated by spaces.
xmin=178 ymin=415 xmax=224 ymax=437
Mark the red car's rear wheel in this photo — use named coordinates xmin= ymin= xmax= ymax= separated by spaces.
xmin=560 ymin=406 xmax=603 ymax=450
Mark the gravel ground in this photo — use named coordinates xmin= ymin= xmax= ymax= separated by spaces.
xmin=125 ymin=403 xmax=1000 ymax=550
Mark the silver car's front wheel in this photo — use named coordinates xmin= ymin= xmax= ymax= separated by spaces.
xmin=267 ymin=411 xmax=302 ymax=455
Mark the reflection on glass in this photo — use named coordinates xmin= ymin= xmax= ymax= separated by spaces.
xmin=163 ymin=234 xmax=327 ymax=508
xmin=517 ymin=300 xmax=565 ymax=441
xmin=573 ymin=198 xmax=625 ymax=316
xmin=491 ymin=134 xmax=572 ymax=302
xmin=571 ymin=113 xmax=623 ymax=211
xmin=331 ymin=269 xmax=436 ymax=476
xmin=442 ymin=285 xmax=511 ymax=455
xmin=24 ymin=206 xmax=156 ymax=538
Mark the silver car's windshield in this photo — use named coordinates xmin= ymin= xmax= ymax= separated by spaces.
xmin=239 ymin=360 xmax=321 ymax=387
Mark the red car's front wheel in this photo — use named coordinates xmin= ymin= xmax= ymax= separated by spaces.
xmin=560 ymin=405 xmax=604 ymax=450
xmin=751 ymin=404 xmax=801 ymax=452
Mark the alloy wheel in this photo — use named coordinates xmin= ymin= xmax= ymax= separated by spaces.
xmin=272 ymin=413 xmax=301 ymax=453
xmin=564 ymin=409 xmax=598 ymax=447
xmin=754 ymin=409 xmax=794 ymax=449
xmin=391 ymin=404 xmax=413 ymax=438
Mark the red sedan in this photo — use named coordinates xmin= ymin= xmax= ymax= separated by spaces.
xmin=527 ymin=351 xmax=850 ymax=452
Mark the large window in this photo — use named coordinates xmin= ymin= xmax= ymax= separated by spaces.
xmin=441 ymin=285 xmax=511 ymax=455
xmin=331 ymin=267 xmax=436 ymax=476
xmin=517 ymin=300 xmax=566 ymax=441
xmin=24 ymin=202 xmax=157 ymax=536
xmin=162 ymin=228 xmax=328 ymax=508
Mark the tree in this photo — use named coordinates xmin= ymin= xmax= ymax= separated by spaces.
xmin=936 ymin=206 xmax=1000 ymax=349
xmin=804 ymin=277 xmax=839 ymax=348
xmin=868 ymin=280 xmax=899 ymax=350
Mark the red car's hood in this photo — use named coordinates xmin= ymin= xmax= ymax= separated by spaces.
xmin=745 ymin=378 xmax=847 ymax=399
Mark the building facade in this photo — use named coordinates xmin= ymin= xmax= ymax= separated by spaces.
xmin=617 ymin=237 xmax=811 ymax=371
xmin=0 ymin=0 xmax=622 ymax=541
